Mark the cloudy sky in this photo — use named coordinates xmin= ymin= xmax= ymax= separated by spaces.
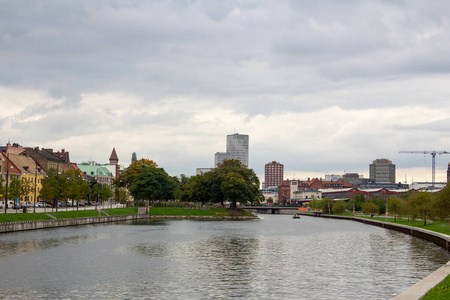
xmin=2 ymin=0 xmax=450 ymax=184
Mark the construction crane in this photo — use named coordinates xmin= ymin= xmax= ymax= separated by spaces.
xmin=399 ymin=150 xmax=450 ymax=186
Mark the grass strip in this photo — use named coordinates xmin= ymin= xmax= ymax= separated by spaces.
xmin=422 ymin=273 xmax=450 ymax=300
xmin=102 ymin=208 xmax=138 ymax=216
xmin=357 ymin=216 xmax=450 ymax=235
xmin=0 ymin=212 xmax=53 ymax=223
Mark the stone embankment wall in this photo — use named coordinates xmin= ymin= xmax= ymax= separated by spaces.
xmin=0 ymin=214 xmax=149 ymax=234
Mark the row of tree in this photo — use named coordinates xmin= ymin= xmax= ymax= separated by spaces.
xmin=309 ymin=185 xmax=450 ymax=225
xmin=2 ymin=157 xmax=264 ymax=210
xmin=114 ymin=158 xmax=264 ymax=208
xmin=181 ymin=159 xmax=264 ymax=208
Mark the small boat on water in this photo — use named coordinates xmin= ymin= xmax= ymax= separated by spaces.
xmin=293 ymin=214 xmax=301 ymax=219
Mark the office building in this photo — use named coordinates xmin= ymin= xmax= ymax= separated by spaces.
xmin=264 ymin=161 xmax=284 ymax=188
xmin=369 ymin=158 xmax=396 ymax=183
xmin=226 ymin=133 xmax=249 ymax=166
xmin=214 ymin=152 xmax=231 ymax=167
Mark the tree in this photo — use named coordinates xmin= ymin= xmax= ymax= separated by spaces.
xmin=182 ymin=174 xmax=213 ymax=204
xmin=347 ymin=193 xmax=366 ymax=212
xmin=309 ymin=198 xmax=322 ymax=211
xmin=333 ymin=200 xmax=346 ymax=215
xmin=20 ymin=179 xmax=35 ymax=204
xmin=39 ymin=169 xmax=62 ymax=211
xmin=0 ymin=178 xmax=4 ymax=201
xmin=388 ymin=197 xmax=403 ymax=222
xmin=8 ymin=178 xmax=21 ymax=208
xmin=435 ymin=183 xmax=450 ymax=221
xmin=128 ymin=165 xmax=174 ymax=204
xmin=409 ymin=192 xmax=435 ymax=226
xmin=221 ymin=172 xmax=247 ymax=209
xmin=213 ymin=159 xmax=263 ymax=206
xmin=114 ymin=187 xmax=129 ymax=205
xmin=116 ymin=159 xmax=158 ymax=188
xmin=322 ymin=198 xmax=334 ymax=214
xmin=372 ymin=197 xmax=386 ymax=215
xmin=362 ymin=202 xmax=379 ymax=216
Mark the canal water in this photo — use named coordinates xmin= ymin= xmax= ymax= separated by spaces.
xmin=0 ymin=215 xmax=449 ymax=299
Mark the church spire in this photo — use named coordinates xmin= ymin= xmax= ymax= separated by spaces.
xmin=109 ymin=148 xmax=119 ymax=165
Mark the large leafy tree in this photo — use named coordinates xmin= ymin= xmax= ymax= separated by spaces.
xmin=332 ymin=200 xmax=346 ymax=215
xmin=221 ymin=172 xmax=247 ymax=209
xmin=61 ymin=169 xmax=90 ymax=210
xmin=127 ymin=165 xmax=175 ymax=203
xmin=388 ymin=196 xmax=404 ymax=222
xmin=321 ymin=198 xmax=334 ymax=214
xmin=182 ymin=159 xmax=263 ymax=207
xmin=409 ymin=192 xmax=435 ymax=226
xmin=116 ymin=159 xmax=158 ymax=188
xmin=362 ymin=202 xmax=379 ymax=215
xmin=212 ymin=159 xmax=263 ymax=206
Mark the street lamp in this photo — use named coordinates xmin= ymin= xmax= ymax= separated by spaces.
xmin=33 ymin=162 xmax=38 ymax=213
xmin=4 ymin=152 xmax=10 ymax=214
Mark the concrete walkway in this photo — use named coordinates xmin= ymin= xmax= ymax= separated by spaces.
xmin=393 ymin=260 xmax=450 ymax=299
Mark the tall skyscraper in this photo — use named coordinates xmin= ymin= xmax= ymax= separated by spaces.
xmin=264 ymin=161 xmax=284 ymax=188
xmin=369 ymin=158 xmax=396 ymax=183
xmin=226 ymin=133 xmax=249 ymax=166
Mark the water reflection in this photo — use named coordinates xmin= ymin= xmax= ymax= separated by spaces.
xmin=0 ymin=216 xmax=449 ymax=300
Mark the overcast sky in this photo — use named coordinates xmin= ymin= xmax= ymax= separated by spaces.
xmin=2 ymin=0 xmax=450 ymax=183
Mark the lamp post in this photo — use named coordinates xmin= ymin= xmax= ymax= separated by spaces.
xmin=33 ymin=162 xmax=38 ymax=213
xmin=4 ymin=153 xmax=10 ymax=214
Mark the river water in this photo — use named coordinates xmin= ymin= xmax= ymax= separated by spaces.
xmin=0 ymin=215 xmax=449 ymax=299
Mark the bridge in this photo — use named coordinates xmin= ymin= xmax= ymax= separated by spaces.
xmin=243 ymin=206 xmax=304 ymax=215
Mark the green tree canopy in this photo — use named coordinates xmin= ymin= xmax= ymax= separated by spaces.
xmin=182 ymin=159 xmax=263 ymax=207
xmin=435 ymin=183 xmax=450 ymax=221
xmin=321 ymin=198 xmax=334 ymax=214
xmin=116 ymin=159 xmax=158 ymax=188
xmin=332 ymin=200 xmax=346 ymax=215
xmin=221 ymin=172 xmax=247 ymax=209
xmin=410 ymin=192 xmax=436 ymax=226
xmin=127 ymin=165 xmax=175 ymax=202
xmin=362 ymin=202 xmax=379 ymax=215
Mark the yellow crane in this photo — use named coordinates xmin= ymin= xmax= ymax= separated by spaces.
xmin=399 ymin=150 xmax=449 ymax=186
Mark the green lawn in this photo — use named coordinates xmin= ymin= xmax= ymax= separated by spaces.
xmin=149 ymin=207 xmax=254 ymax=217
xmin=50 ymin=210 xmax=104 ymax=219
xmin=422 ymin=273 xmax=450 ymax=300
xmin=103 ymin=207 xmax=138 ymax=216
xmin=0 ymin=207 xmax=138 ymax=222
xmin=358 ymin=215 xmax=450 ymax=235
xmin=0 ymin=212 xmax=53 ymax=223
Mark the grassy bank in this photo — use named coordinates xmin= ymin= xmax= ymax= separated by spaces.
xmin=357 ymin=215 xmax=450 ymax=235
xmin=149 ymin=207 xmax=254 ymax=217
xmin=0 ymin=208 xmax=138 ymax=222
xmin=0 ymin=207 xmax=252 ymax=222
xmin=0 ymin=213 xmax=53 ymax=223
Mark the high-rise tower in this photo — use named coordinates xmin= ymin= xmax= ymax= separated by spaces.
xmin=226 ymin=133 xmax=249 ymax=167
